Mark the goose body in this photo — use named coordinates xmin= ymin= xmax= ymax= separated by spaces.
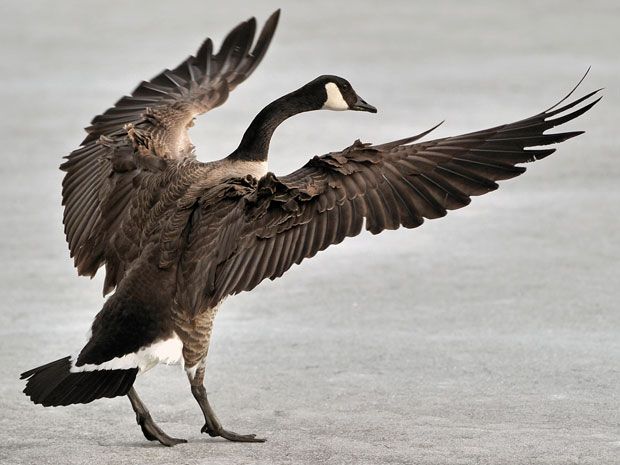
xmin=21 ymin=10 xmax=600 ymax=446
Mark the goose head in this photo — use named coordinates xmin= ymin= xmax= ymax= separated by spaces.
xmin=304 ymin=75 xmax=377 ymax=113
xmin=229 ymin=75 xmax=377 ymax=163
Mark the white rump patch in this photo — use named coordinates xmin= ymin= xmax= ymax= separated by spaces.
xmin=70 ymin=333 xmax=184 ymax=374
xmin=322 ymin=82 xmax=349 ymax=111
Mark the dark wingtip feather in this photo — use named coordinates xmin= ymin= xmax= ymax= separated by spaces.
xmin=266 ymin=9 xmax=281 ymax=29
xmin=544 ymin=131 xmax=585 ymax=145
xmin=544 ymin=67 xmax=592 ymax=113
xmin=524 ymin=148 xmax=556 ymax=162
xmin=217 ymin=18 xmax=257 ymax=74
xmin=545 ymin=88 xmax=603 ymax=119
xmin=215 ymin=20 xmax=247 ymax=60
xmin=547 ymin=95 xmax=602 ymax=128
xmin=195 ymin=38 xmax=213 ymax=69
xmin=373 ymin=121 xmax=445 ymax=150
xmin=245 ymin=10 xmax=280 ymax=70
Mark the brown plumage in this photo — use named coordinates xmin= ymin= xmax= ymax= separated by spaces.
xmin=61 ymin=12 xmax=280 ymax=281
xmin=21 ymin=10 xmax=600 ymax=447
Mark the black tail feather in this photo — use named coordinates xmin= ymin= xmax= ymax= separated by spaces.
xmin=21 ymin=357 xmax=138 ymax=407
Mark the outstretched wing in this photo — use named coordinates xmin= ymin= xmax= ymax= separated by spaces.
xmin=61 ymin=136 xmax=179 ymax=283
xmin=193 ymin=85 xmax=601 ymax=310
xmin=82 ymin=10 xmax=280 ymax=146
xmin=60 ymin=11 xmax=280 ymax=278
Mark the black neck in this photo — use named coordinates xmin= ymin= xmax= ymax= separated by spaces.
xmin=228 ymin=88 xmax=319 ymax=162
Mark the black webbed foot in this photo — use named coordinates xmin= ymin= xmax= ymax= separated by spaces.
xmin=191 ymin=384 xmax=266 ymax=443
xmin=128 ymin=387 xmax=187 ymax=447
xmin=201 ymin=422 xmax=265 ymax=443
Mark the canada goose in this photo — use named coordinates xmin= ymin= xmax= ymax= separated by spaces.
xmin=20 ymin=10 xmax=600 ymax=447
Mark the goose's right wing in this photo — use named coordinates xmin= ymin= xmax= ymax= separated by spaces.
xmin=193 ymin=86 xmax=601 ymax=310
xmin=61 ymin=11 xmax=279 ymax=279
xmin=82 ymin=10 xmax=280 ymax=146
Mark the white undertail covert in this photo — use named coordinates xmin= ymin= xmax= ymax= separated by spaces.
xmin=70 ymin=333 xmax=184 ymax=373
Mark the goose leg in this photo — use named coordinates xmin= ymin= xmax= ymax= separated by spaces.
xmin=188 ymin=366 xmax=265 ymax=443
xmin=127 ymin=387 xmax=187 ymax=447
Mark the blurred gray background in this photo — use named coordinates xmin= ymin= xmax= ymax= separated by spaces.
xmin=0 ymin=1 xmax=618 ymax=464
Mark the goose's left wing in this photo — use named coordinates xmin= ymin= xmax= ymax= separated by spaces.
xmin=197 ymin=87 xmax=600 ymax=310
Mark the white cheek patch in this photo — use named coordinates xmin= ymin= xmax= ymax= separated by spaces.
xmin=70 ymin=333 xmax=184 ymax=374
xmin=322 ymin=82 xmax=349 ymax=111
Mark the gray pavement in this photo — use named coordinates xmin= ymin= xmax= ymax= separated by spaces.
xmin=0 ymin=1 xmax=618 ymax=464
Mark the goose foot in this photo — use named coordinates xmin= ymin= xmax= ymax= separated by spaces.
xmin=192 ymin=384 xmax=265 ymax=443
xmin=201 ymin=423 xmax=265 ymax=442
xmin=137 ymin=411 xmax=188 ymax=447
xmin=128 ymin=387 xmax=187 ymax=447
